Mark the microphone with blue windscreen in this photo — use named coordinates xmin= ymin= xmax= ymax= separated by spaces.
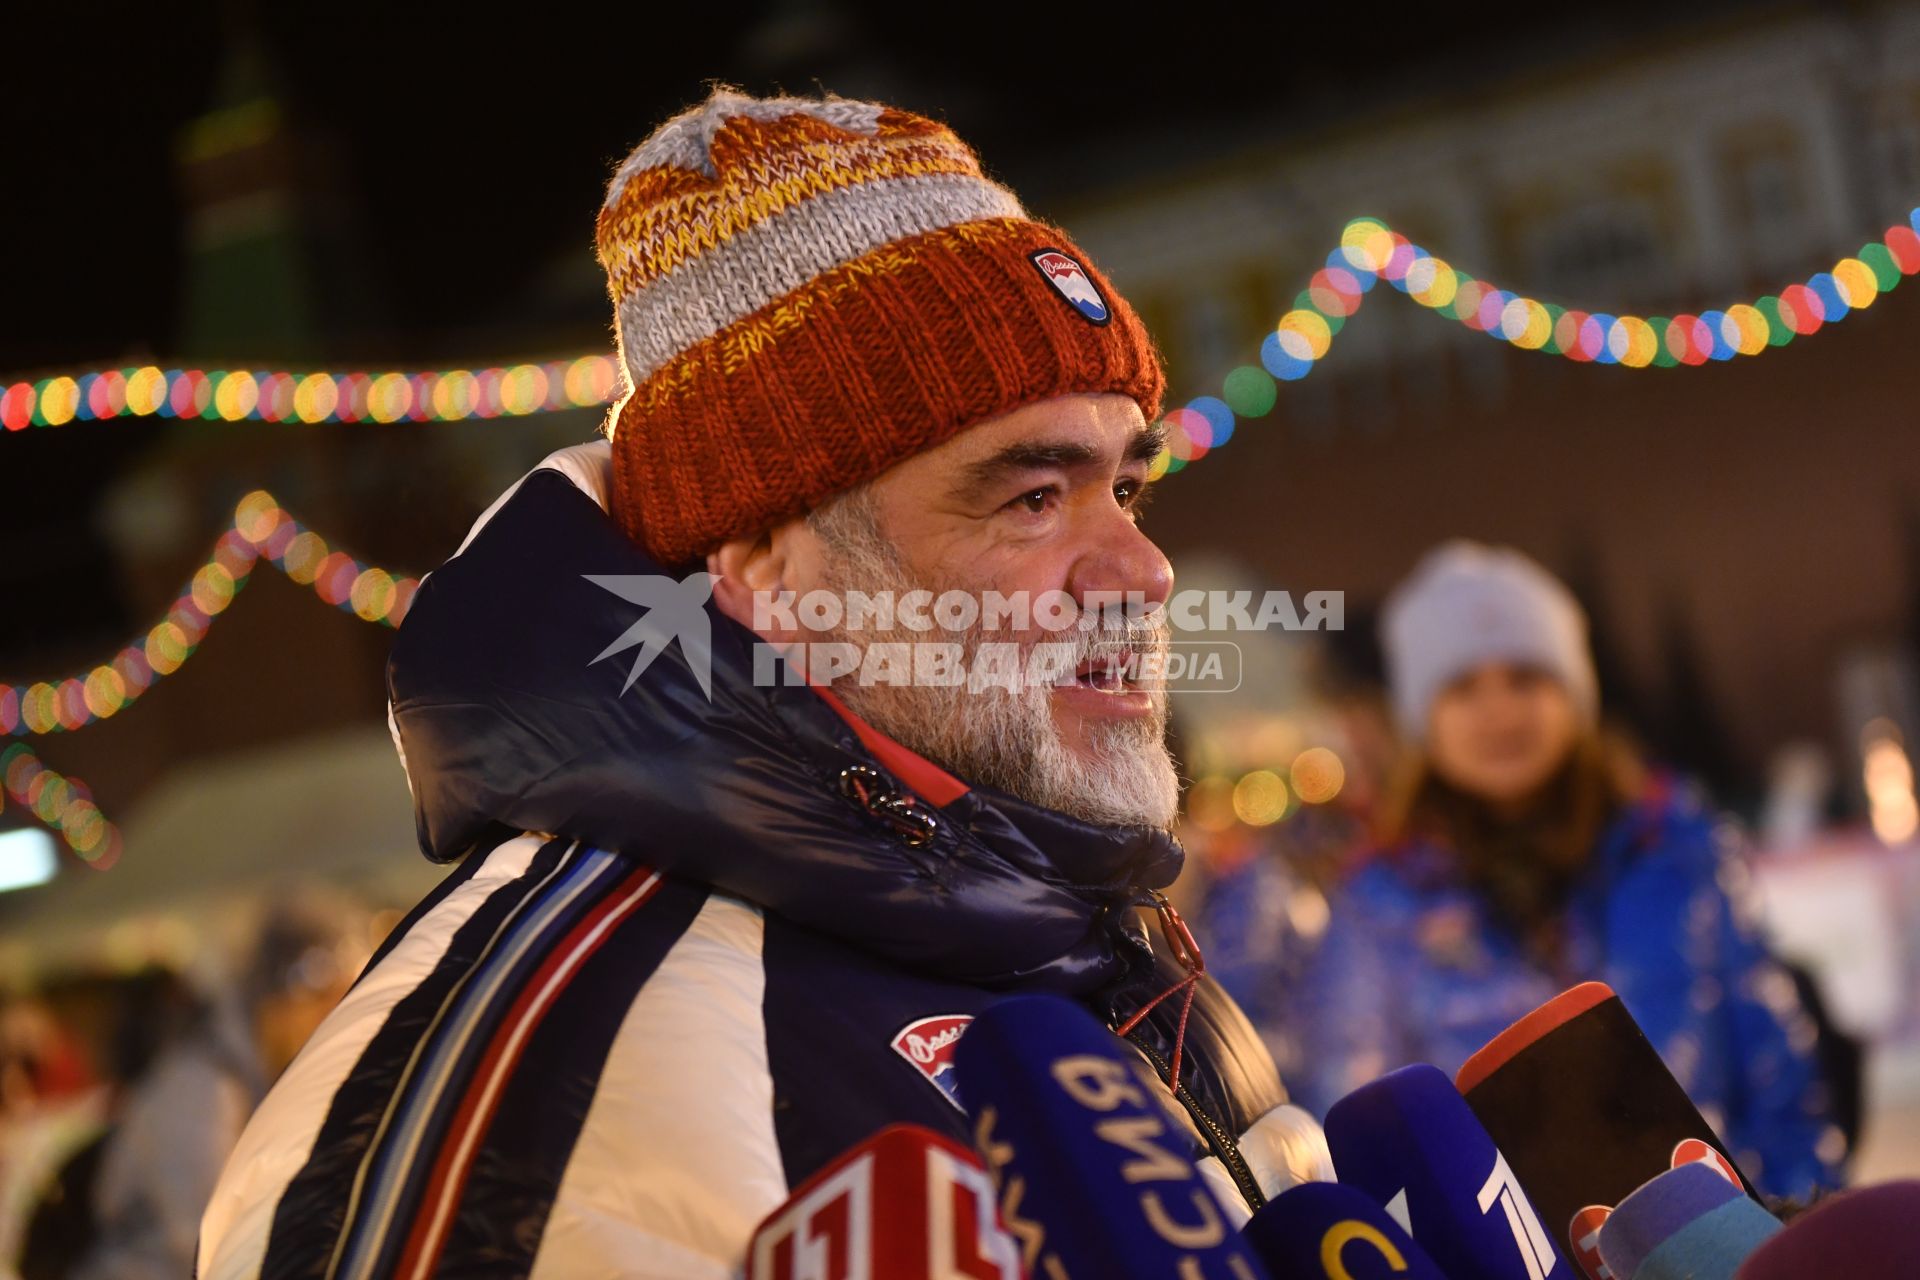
xmin=1324 ymin=1063 xmax=1571 ymax=1280
xmin=1595 ymin=1162 xmax=1779 ymax=1280
xmin=1242 ymin=1180 xmax=1449 ymax=1279
xmin=954 ymin=992 xmax=1269 ymax=1280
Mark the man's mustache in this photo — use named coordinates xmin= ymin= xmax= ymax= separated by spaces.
xmin=1075 ymin=612 xmax=1171 ymax=656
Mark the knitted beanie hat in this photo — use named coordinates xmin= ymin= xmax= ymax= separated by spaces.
xmin=1379 ymin=540 xmax=1599 ymax=740
xmin=595 ymin=88 xmax=1166 ymax=566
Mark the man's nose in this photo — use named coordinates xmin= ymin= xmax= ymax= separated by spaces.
xmin=1066 ymin=502 xmax=1174 ymax=614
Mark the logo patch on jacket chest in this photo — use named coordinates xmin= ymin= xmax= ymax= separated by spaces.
xmin=891 ymin=1014 xmax=973 ymax=1112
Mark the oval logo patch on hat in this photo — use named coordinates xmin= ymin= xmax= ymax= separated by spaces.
xmin=1029 ymin=249 xmax=1110 ymax=325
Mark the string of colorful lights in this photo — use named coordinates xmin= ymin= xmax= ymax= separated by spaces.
xmin=6 ymin=207 xmax=1916 ymax=449
xmin=0 ymin=355 xmax=622 ymax=431
xmin=5 ymin=205 xmax=1918 ymax=866
xmin=3 ymin=492 xmax=418 ymax=738
xmin=3 ymin=494 xmax=418 ymax=867
xmin=1145 ymin=207 xmax=1920 ymax=475
xmin=2 ymin=742 xmax=119 ymax=867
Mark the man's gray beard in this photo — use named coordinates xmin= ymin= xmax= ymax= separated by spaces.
xmin=803 ymin=487 xmax=1182 ymax=832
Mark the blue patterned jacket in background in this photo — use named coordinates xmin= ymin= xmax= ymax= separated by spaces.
xmin=1200 ymin=783 xmax=1846 ymax=1199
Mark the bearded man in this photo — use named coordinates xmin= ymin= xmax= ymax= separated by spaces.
xmin=196 ymin=89 xmax=1287 ymax=1279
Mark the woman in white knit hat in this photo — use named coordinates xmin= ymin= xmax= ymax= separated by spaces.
xmin=1286 ymin=540 xmax=1845 ymax=1200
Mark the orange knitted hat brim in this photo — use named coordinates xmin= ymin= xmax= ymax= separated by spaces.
xmin=610 ymin=216 xmax=1164 ymax=566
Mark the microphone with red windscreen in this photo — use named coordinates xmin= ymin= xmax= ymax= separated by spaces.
xmin=1456 ymin=982 xmax=1758 ymax=1280
xmin=744 ymin=1123 xmax=1023 ymax=1280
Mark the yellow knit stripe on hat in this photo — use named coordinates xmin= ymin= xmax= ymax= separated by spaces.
xmin=596 ymin=110 xmax=997 ymax=299
xmin=609 ymin=174 xmax=1026 ymax=386
xmin=597 ymin=97 xmax=1030 ymax=394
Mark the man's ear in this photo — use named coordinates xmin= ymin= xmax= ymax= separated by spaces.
xmin=707 ymin=518 xmax=810 ymax=645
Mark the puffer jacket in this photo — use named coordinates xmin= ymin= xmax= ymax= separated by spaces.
xmin=196 ymin=442 xmax=1286 ymax=1280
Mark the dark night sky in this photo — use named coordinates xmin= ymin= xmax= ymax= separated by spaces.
xmin=1 ymin=0 xmax=1757 ymax=663
xmin=2 ymin=0 xmax=1754 ymax=368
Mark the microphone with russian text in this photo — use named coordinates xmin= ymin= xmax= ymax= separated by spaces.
xmin=1734 ymin=1180 xmax=1920 ymax=1279
xmin=743 ymin=1123 xmax=1023 ymax=1280
xmin=1324 ymin=1063 xmax=1572 ymax=1280
xmin=1455 ymin=983 xmax=1758 ymax=1279
xmin=1241 ymin=1181 xmax=1449 ymax=1279
xmin=954 ymin=992 xmax=1270 ymax=1280
xmin=1593 ymin=1162 xmax=1779 ymax=1280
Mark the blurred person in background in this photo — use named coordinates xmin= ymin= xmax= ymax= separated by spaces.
xmin=1288 ymin=540 xmax=1846 ymax=1199
xmin=63 ymin=904 xmax=360 ymax=1280
xmin=0 ymin=997 xmax=104 ymax=1279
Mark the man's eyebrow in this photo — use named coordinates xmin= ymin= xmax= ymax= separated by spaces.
xmin=1127 ymin=423 xmax=1168 ymax=465
xmin=953 ymin=424 xmax=1170 ymax=500
xmin=953 ymin=439 xmax=1099 ymax=498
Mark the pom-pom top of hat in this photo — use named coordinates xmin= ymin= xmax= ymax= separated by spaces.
xmin=594 ymin=89 xmax=1025 ymax=321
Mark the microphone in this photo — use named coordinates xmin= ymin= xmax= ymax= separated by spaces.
xmin=744 ymin=1123 xmax=1022 ymax=1279
xmin=1455 ymin=983 xmax=1757 ymax=1277
xmin=953 ymin=992 xmax=1270 ymax=1280
xmin=1594 ymin=1162 xmax=1779 ymax=1280
xmin=1240 ymin=1103 xmax=1339 ymax=1198
xmin=1324 ymin=1063 xmax=1572 ymax=1280
xmin=1199 ymin=1104 xmax=1339 ymax=1232
xmin=1242 ymin=1181 xmax=1449 ymax=1279
xmin=1734 ymin=1180 xmax=1920 ymax=1279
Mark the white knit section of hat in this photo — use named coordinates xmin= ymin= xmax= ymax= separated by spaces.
xmin=613 ymin=171 xmax=1026 ymax=386
xmin=604 ymin=92 xmax=889 ymax=204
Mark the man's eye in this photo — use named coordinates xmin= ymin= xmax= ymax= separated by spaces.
xmin=1116 ymin=478 xmax=1154 ymax=514
xmin=1012 ymin=487 xmax=1054 ymax=514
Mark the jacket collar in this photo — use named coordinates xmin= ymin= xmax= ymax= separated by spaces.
xmin=387 ymin=451 xmax=1182 ymax=993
